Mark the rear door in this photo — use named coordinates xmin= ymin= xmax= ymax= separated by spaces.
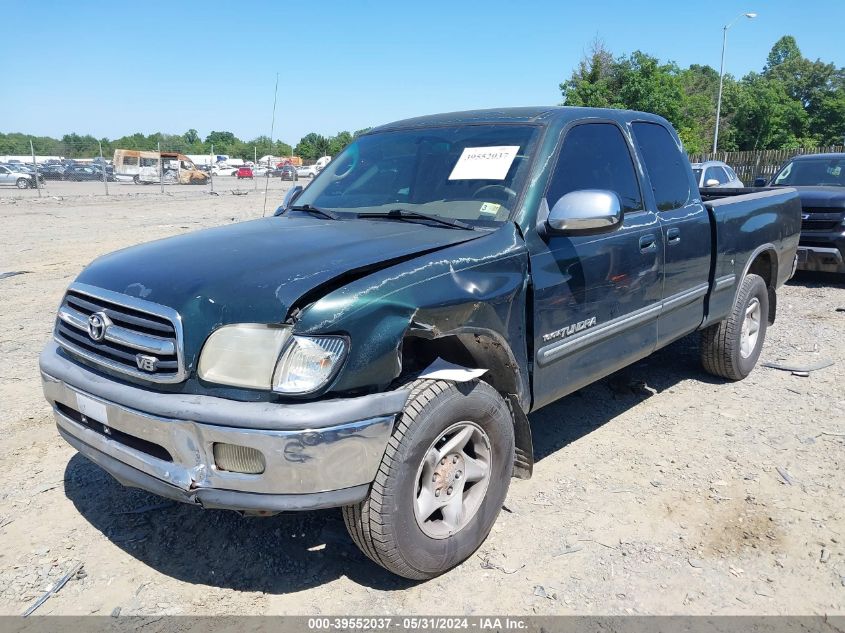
xmin=631 ymin=121 xmax=712 ymax=347
xmin=528 ymin=121 xmax=663 ymax=410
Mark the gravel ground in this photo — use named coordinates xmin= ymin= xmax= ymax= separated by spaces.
xmin=0 ymin=190 xmax=843 ymax=616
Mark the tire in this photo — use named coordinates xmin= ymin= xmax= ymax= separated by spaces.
xmin=16 ymin=178 xmax=30 ymax=189
xmin=701 ymin=273 xmax=769 ymax=380
xmin=343 ymin=378 xmax=515 ymax=579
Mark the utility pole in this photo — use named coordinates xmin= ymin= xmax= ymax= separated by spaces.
xmin=209 ymin=143 xmax=214 ymax=193
xmin=30 ymin=140 xmax=41 ymax=198
xmin=713 ymin=12 xmax=757 ymax=154
xmin=98 ymin=141 xmax=109 ymax=196
xmin=158 ymin=142 xmax=164 ymax=194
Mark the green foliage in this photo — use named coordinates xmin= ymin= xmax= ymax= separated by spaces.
xmin=1 ymin=128 xmax=298 ymax=161
xmin=559 ymin=35 xmax=845 ymax=152
xmin=765 ymin=35 xmax=801 ymax=71
xmin=730 ymin=74 xmax=809 ymax=149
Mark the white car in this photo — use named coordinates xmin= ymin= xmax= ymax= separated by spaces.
xmin=296 ymin=165 xmax=319 ymax=178
xmin=691 ymin=160 xmax=744 ymax=188
xmin=212 ymin=165 xmax=238 ymax=176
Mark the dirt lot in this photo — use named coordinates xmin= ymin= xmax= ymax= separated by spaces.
xmin=0 ymin=188 xmax=843 ymax=616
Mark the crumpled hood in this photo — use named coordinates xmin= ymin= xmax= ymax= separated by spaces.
xmin=792 ymin=186 xmax=845 ymax=209
xmin=76 ymin=214 xmax=483 ymax=362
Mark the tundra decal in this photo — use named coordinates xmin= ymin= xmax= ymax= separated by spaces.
xmin=542 ymin=316 xmax=597 ymax=342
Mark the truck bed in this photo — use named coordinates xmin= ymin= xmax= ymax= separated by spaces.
xmin=699 ymin=187 xmax=802 ymax=327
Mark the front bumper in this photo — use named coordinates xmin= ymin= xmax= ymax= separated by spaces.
xmin=40 ymin=342 xmax=408 ymax=512
xmin=796 ymin=244 xmax=845 ymax=273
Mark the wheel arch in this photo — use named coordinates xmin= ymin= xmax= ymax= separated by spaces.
xmin=400 ymin=331 xmax=533 ymax=479
xmin=740 ymin=245 xmax=778 ymax=324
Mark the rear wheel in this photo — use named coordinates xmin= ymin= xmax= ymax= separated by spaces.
xmin=343 ymin=379 xmax=514 ymax=579
xmin=701 ymin=273 xmax=769 ymax=380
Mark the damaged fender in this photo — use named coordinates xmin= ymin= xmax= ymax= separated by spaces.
xmin=294 ymin=223 xmax=532 ymax=409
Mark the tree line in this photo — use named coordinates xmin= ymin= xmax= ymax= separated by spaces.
xmin=561 ymin=35 xmax=845 ymax=153
xmin=0 ymin=128 xmax=371 ymax=162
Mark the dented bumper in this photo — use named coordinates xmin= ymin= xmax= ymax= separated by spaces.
xmin=40 ymin=342 xmax=405 ymax=512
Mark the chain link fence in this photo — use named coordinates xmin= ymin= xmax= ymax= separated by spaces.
xmin=5 ymin=138 xmax=844 ymax=201
xmin=0 ymin=139 xmax=306 ymax=206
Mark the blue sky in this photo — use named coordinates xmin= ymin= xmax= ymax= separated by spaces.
xmin=2 ymin=0 xmax=843 ymax=145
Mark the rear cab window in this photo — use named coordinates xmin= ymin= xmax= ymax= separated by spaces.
xmin=631 ymin=122 xmax=691 ymax=211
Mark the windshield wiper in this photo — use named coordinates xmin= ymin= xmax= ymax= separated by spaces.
xmin=288 ymin=204 xmax=342 ymax=220
xmin=357 ymin=209 xmax=475 ymax=231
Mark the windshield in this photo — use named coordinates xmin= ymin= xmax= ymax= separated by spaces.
xmin=293 ymin=124 xmax=541 ymax=225
xmin=773 ymin=157 xmax=845 ymax=187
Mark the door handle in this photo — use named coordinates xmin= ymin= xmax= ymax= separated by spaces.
xmin=639 ymin=234 xmax=657 ymax=253
xmin=667 ymin=228 xmax=681 ymax=245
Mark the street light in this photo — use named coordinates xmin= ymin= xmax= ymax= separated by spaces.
xmin=713 ymin=11 xmax=757 ymax=154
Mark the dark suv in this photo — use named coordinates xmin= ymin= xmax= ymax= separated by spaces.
xmin=757 ymin=153 xmax=845 ymax=274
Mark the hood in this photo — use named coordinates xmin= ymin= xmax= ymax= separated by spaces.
xmin=791 ymin=186 xmax=845 ymax=209
xmin=76 ymin=214 xmax=483 ymax=359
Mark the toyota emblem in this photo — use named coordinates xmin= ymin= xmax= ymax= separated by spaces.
xmin=87 ymin=311 xmax=110 ymax=342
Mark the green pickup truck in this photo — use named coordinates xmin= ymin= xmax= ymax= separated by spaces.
xmin=40 ymin=107 xmax=801 ymax=579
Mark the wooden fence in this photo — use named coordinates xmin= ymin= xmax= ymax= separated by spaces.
xmin=688 ymin=146 xmax=845 ymax=185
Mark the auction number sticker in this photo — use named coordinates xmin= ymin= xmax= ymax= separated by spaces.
xmin=448 ymin=146 xmax=519 ymax=180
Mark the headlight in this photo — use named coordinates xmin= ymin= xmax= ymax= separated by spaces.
xmin=198 ymin=324 xmax=291 ymax=389
xmin=272 ymin=336 xmax=347 ymax=394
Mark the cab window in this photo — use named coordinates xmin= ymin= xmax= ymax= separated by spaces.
xmin=632 ymin=122 xmax=691 ymax=211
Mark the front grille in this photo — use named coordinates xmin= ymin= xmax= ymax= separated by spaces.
xmin=54 ymin=284 xmax=185 ymax=383
xmin=801 ymin=208 xmax=845 ymax=232
xmin=802 ymin=219 xmax=840 ymax=231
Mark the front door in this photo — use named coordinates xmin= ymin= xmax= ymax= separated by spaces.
xmin=528 ymin=122 xmax=663 ymax=410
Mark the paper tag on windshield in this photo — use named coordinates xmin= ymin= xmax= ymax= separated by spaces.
xmin=479 ymin=202 xmax=501 ymax=216
xmin=448 ymin=146 xmax=519 ymax=181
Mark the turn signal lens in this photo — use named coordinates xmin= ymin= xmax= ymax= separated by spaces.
xmin=272 ymin=336 xmax=347 ymax=394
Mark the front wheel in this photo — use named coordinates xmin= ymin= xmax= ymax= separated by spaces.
xmin=16 ymin=178 xmax=31 ymax=189
xmin=343 ymin=379 xmax=514 ymax=579
xmin=701 ymin=273 xmax=769 ymax=380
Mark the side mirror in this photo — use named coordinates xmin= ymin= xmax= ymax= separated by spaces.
xmin=704 ymin=178 xmax=720 ymax=187
xmin=275 ymin=185 xmax=303 ymax=216
xmin=547 ymin=189 xmax=622 ymax=234
xmin=753 ymin=177 xmax=767 ymax=187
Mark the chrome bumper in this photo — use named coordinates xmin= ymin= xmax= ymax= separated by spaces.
xmin=40 ymin=342 xmax=406 ymax=512
xmin=796 ymin=245 xmax=845 ymax=273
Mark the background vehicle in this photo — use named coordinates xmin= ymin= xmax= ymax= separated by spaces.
xmin=113 ymin=150 xmax=209 ymax=185
xmin=63 ymin=165 xmax=115 ymax=182
xmin=40 ymin=107 xmax=800 ymax=581
xmin=692 ymin=160 xmax=744 ymax=188
xmin=0 ymin=164 xmax=41 ymax=188
xmin=755 ymin=153 xmax=845 ymax=273
xmin=236 ymin=166 xmax=254 ymax=179
xmin=267 ymin=165 xmax=298 ymax=180
xmin=314 ymin=155 xmax=331 ymax=171
xmin=212 ymin=165 xmax=238 ymax=177
xmin=40 ymin=164 xmax=66 ymax=180
xmin=296 ymin=165 xmax=319 ymax=178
